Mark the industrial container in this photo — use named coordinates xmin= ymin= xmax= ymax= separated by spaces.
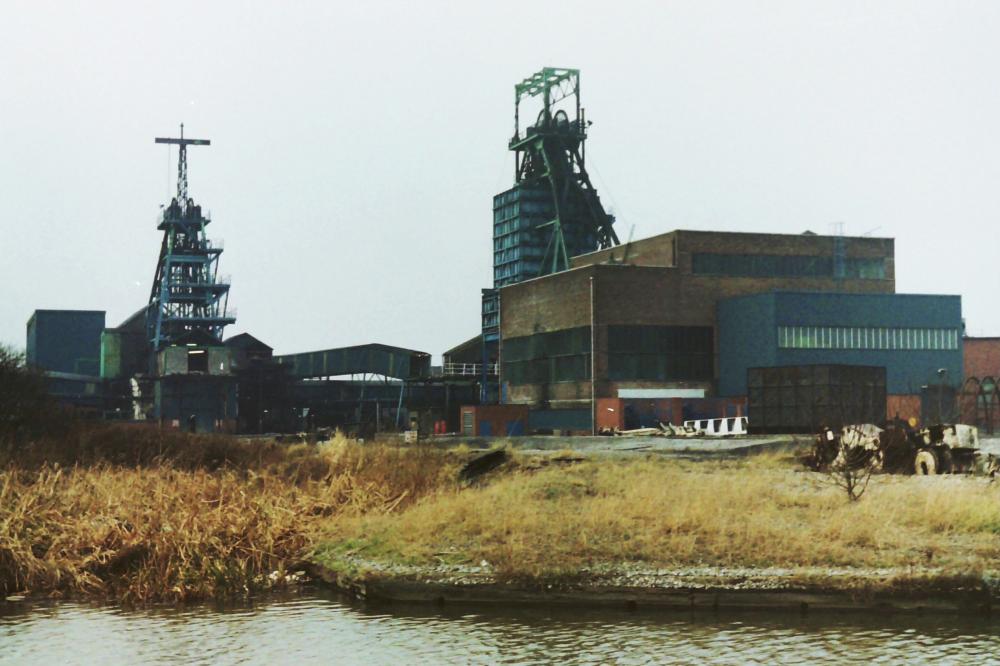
xmin=747 ymin=364 xmax=886 ymax=434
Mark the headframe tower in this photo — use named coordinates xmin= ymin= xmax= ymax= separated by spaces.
xmin=148 ymin=125 xmax=235 ymax=351
xmin=505 ymin=67 xmax=619 ymax=279
xmin=482 ymin=67 xmax=619 ymax=401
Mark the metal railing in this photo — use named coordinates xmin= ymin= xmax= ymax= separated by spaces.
xmin=443 ymin=362 xmax=498 ymax=377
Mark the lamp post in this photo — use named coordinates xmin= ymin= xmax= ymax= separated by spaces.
xmin=983 ymin=378 xmax=996 ymax=435
xmin=936 ymin=368 xmax=948 ymax=423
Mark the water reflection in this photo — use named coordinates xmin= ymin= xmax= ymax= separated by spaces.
xmin=1 ymin=589 xmax=997 ymax=665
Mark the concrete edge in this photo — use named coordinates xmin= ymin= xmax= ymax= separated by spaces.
xmin=304 ymin=563 xmax=995 ymax=616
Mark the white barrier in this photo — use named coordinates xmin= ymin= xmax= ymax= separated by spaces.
xmin=682 ymin=416 xmax=749 ymax=436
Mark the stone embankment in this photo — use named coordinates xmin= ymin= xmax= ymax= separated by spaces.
xmin=307 ymin=557 xmax=998 ymax=615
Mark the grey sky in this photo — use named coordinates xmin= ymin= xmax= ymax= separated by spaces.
xmin=3 ymin=1 xmax=999 ymax=359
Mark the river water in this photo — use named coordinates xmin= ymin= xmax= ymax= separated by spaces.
xmin=2 ymin=589 xmax=999 ymax=664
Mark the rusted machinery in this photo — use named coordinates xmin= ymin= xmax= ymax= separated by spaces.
xmin=810 ymin=423 xmax=993 ymax=475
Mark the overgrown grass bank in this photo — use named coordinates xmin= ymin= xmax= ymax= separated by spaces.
xmin=316 ymin=454 xmax=1000 ymax=584
xmin=0 ymin=429 xmax=461 ymax=603
xmin=8 ymin=428 xmax=999 ymax=604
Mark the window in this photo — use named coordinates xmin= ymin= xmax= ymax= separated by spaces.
xmin=776 ymin=326 xmax=959 ymax=351
xmin=692 ymin=253 xmax=886 ymax=279
xmin=607 ymin=325 xmax=714 ymax=381
xmin=502 ymin=326 xmax=591 ymax=385
xmin=187 ymin=348 xmax=208 ymax=373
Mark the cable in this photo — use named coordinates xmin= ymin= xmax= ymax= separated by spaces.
xmin=585 ymin=147 xmax=628 ymax=230
xmin=166 ymin=145 xmax=172 ymax=200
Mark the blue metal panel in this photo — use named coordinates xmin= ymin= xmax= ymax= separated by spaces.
xmin=717 ymin=295 xmax=778 ymax=396
xmin=772 ymin=292 xmax=960 ymax=328
xmin=505 ymin=420 xmax=524 ymax=436
xmin=718 ymin=292 xmax=963 ymax=396
xmin=25 ymin=310 xmax=106 ymax=375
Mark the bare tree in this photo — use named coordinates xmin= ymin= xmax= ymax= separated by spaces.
xmin=825 ymin=425 xmax=882 ymax=502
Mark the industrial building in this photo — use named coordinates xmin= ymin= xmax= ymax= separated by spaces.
xmin=462 ymin=67 xmax=975 ymax=433
xmin=717 ymin=292 xmax=964 ymax=395
xmin=27 ymin=310 xmax=105 ymax=376
xmin=493 ymin=229 xmax=903 ymax=428
xmin=24 ymin=124 xmax=476 ymax=436
xmin=480 ymin=68 xmax=619 ymax=402
xmin=22 ymin=66 xmax=998 ymax=437
xmin=493 ymin=229 xmax=963 ymax=432
xmin=25 ymin=310 xmax=106 ymax=412
xmin=959 ymin=337 xmax=1000 ymax=433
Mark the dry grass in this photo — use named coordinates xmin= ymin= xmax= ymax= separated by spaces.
xmin=10 ymin=428 xmax=999 ymax=602
xmin=318 ymin=453 xmax=1000 ymax=581
xmin=0 ymin=432 xmax=461 ymax=603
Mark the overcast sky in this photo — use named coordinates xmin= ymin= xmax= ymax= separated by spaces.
xmin=3 ymin=1 xmax=999 ymax=359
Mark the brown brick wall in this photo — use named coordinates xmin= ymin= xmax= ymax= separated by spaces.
xmin=572 ymin=232 xmax=677 ymax=268
xmin=571 ymin=229 xmax=895 ymax=284
xmin=500 ymin=229 xmax=896 ymax=409
xmin=499 ymin=265 xmax=597 ymax=338
xmin=887 ymin=394 xmax=922 ymax=427
xmin=964 ymin=338 xmax=1000 ymax=379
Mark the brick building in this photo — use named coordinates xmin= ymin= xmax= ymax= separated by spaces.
xmin=498 ymin=229 xmax=901 ymax=429
xmin=964 ymin=338 xmax=1000 ymax=380
xmin=960 ymin=337 xmax=1000 ymax=433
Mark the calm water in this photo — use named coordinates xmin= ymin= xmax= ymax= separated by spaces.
xmin=2 ymin=589 xmax=999 ymax=665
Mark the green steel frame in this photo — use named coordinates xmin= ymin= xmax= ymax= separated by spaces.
xmin=509 ymin=67 xmax=619 ymax=276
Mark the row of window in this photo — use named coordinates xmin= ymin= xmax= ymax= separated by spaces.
xmin=493 ymin=216 xmax=549 ymax=236
xmin=495 ymin=246 xmax=546 ymax=263
xmin=608 ymin=325 xmax=714 ymax=355
xmin=503 ymin=355 xmax=590 ymax=384
xmin=494 ymin=232 xmax=533 ymax=251
xmin=777 ymin=326 xmax=960 ymax=351
xmin=692 ymin=253 xmax=886 ymax=280
xmin=494 ymin=260 xmax=542 ymax=282
xmin=493 ymin=185 xmax=551 ymax=207
xmin=503 ymin=327 xmax=591 ymax=363
xmin=608 ymin=353 xmax=713 ymax=382
xmin=492 ymin=201 xmax=553 ymax=224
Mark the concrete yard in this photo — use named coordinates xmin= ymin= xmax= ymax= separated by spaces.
xmin=421 ymin=433 xmax=804 ymax=458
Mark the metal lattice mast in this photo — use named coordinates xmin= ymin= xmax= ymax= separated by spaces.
xmin=176 ymin=123 xmax=188 ymax=207
xmin=158 ymin=123 xmax=207 ymax=211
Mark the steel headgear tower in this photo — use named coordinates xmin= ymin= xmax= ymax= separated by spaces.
xmin=148 ymin=125 xmax=235 ymax=351
xmin=481 ymin=67 xmax=619 ymax=402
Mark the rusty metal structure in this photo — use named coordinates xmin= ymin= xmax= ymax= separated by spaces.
xmin=959 ymin=376 xmax=999 ymax=434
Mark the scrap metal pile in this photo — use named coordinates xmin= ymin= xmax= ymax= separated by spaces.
xmin=808 ymin=423 xmax=996 ymax=476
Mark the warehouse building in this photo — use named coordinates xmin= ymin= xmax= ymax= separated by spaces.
xmin=959 ymin=337 xmax=1000 ymax=434
xmin=718 ymin=291 xmax=963 ymax=427
xmin=496 ymin=228 xmax=965 ymax=431
xmin=25 ymin=310 xmax=107 ymax=412
xmin=498 ymin=229 xmax=895 ymax=426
